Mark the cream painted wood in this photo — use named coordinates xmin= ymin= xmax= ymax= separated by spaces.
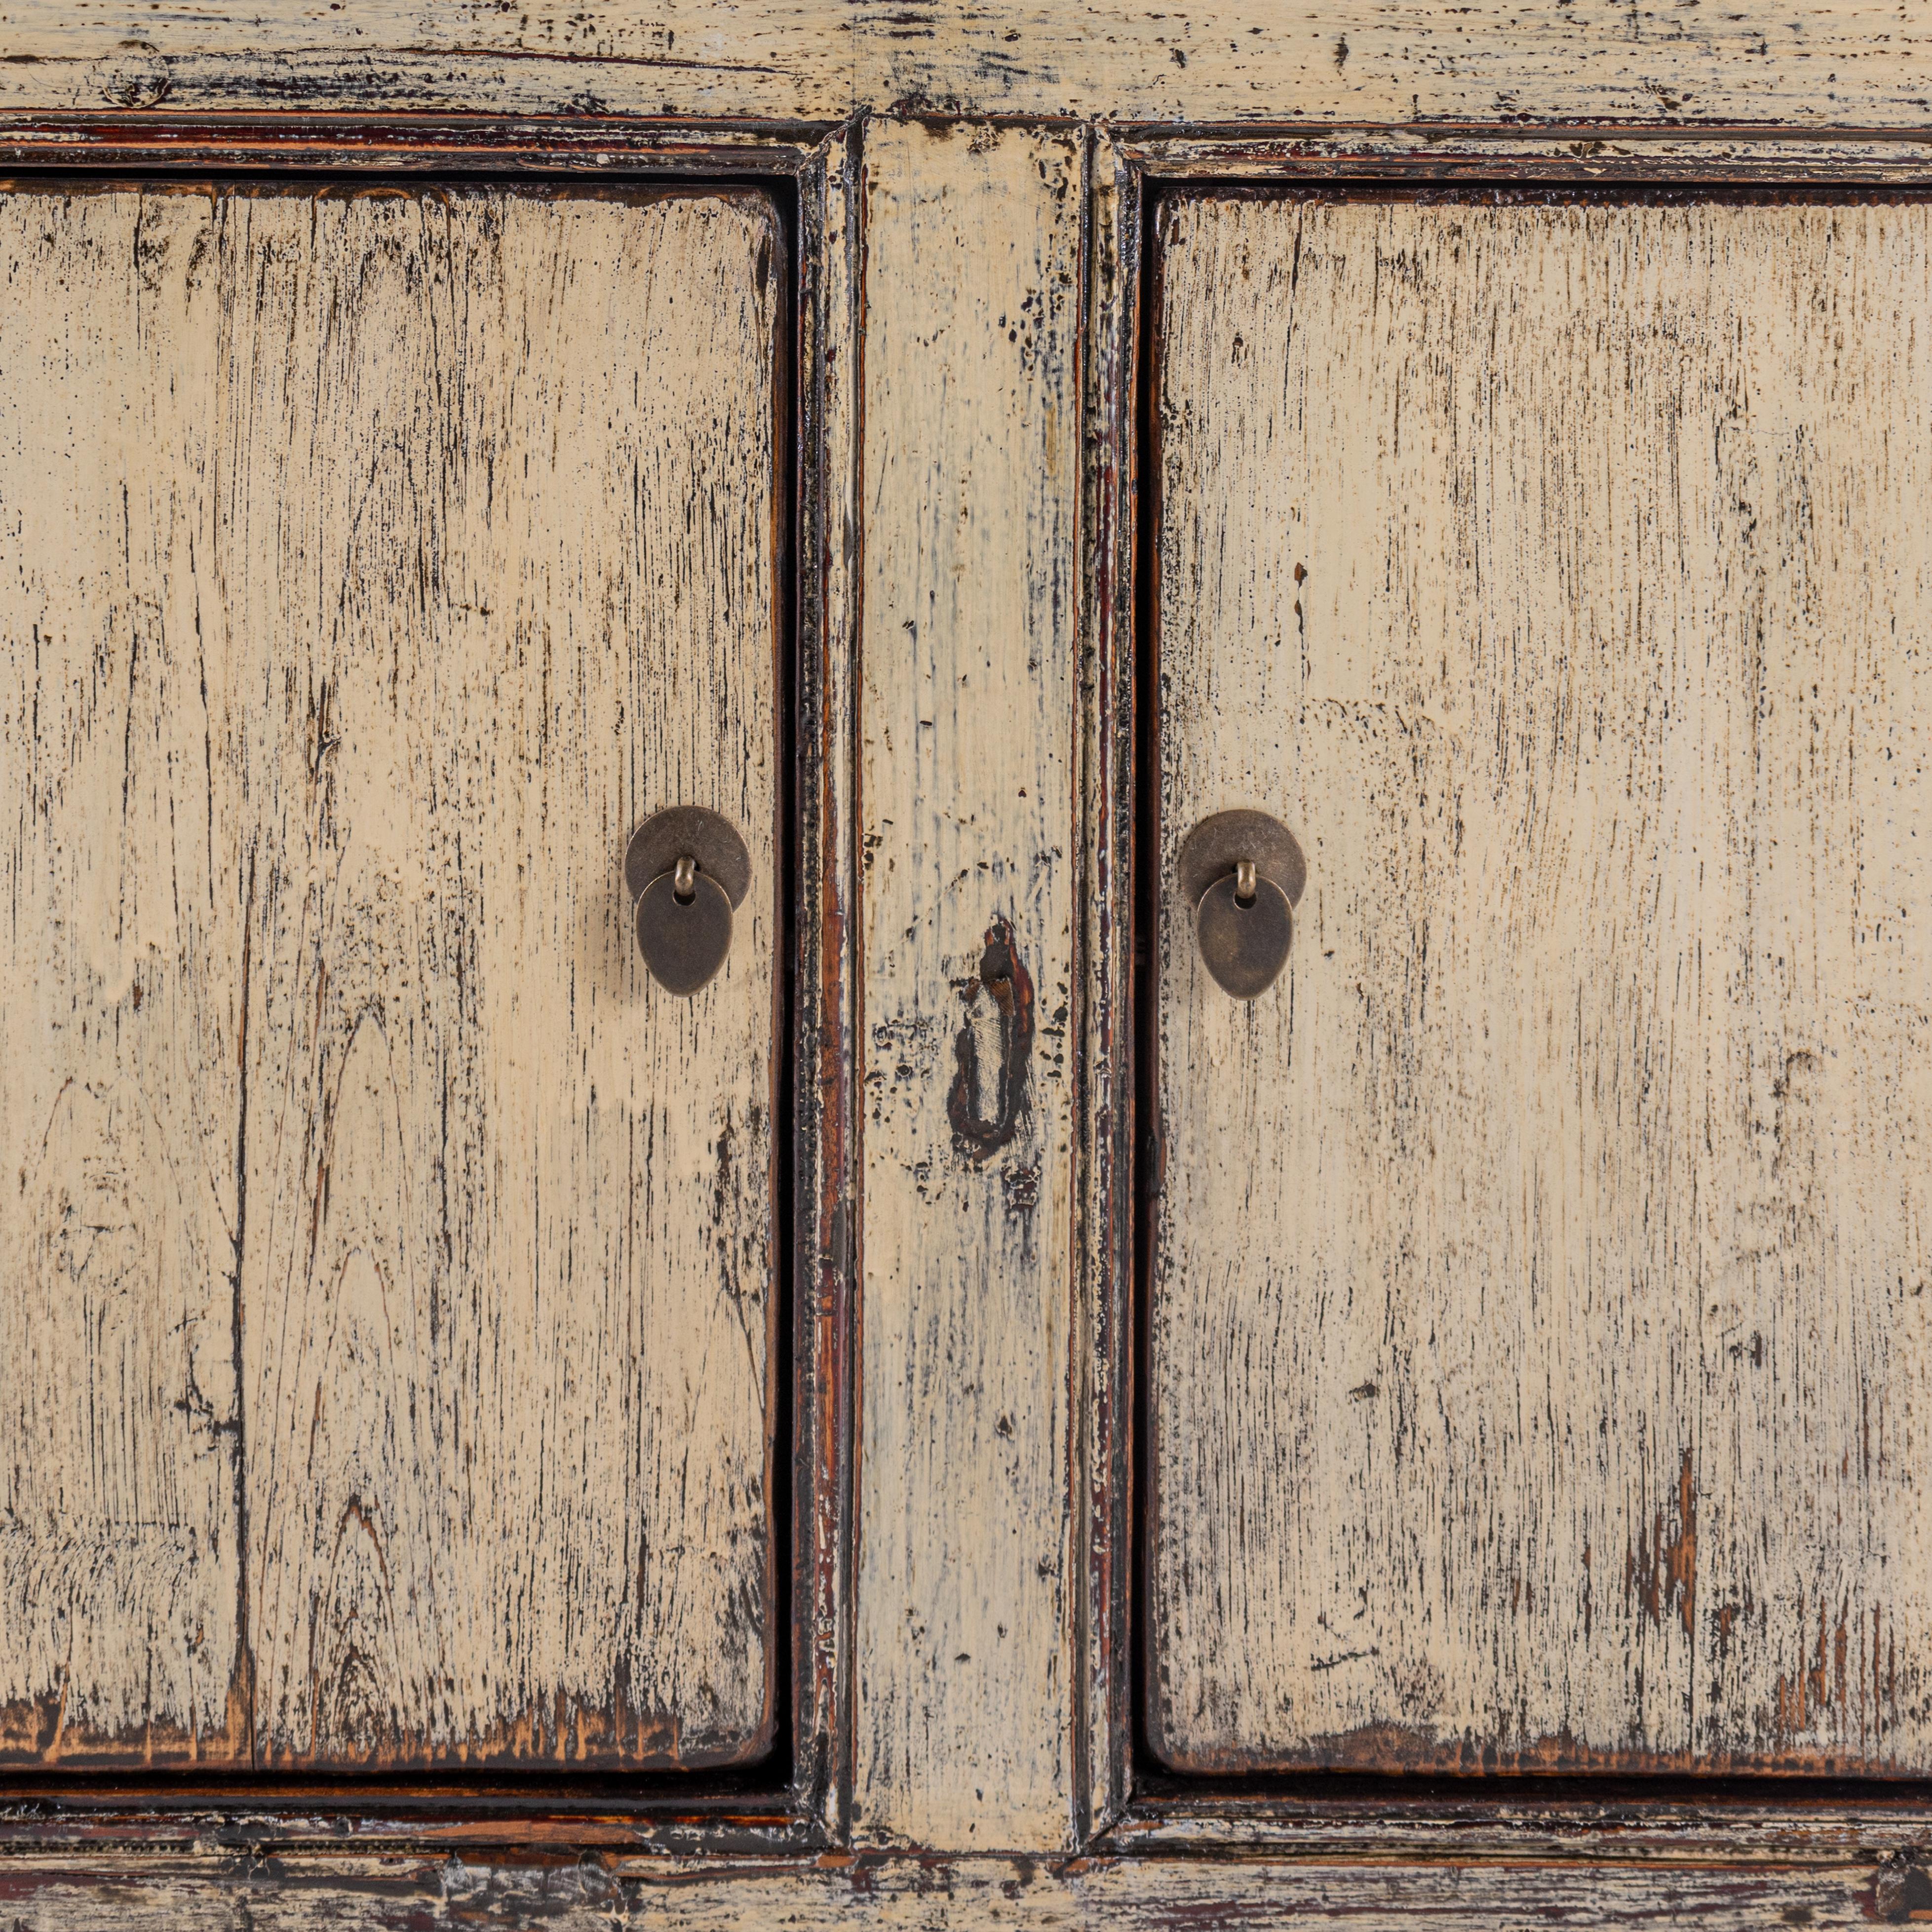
xmin=0 ymin=183 xmax=782 ymax=1769
xmin=1149 ymin=195 xmax=1932 ymax=1776
xmin=6 ymin=1 xmax=1932 ymax=1900
xmin=8 ymin=0 xmax=1932 ymax=129
xmin=0 ymin=186 xmax=249 ymax=1765
xmin=855 ymin=119 xmax=1084 ymax=1851
xmin=0 ymin=1848 xmax=1915 ymax=1928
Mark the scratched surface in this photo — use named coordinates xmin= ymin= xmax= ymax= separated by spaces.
xmin=0 ymin=184 xmax=781 ymax=1767
xmin=855 ymin=120 xmax=1083 ymax=1850
xmin=0 ymin=1848 xmax=1920 ymax=1929
xmin=8 ymin=0 xmax=1932 ymax=128
xmin=1149 ymin=196 xmax=1932 ymax=1773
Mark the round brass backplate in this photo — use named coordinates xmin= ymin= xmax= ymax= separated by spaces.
xmin=623 ymin=806 xmax=751 ymax=910
xmin=1176 ymin=808 xmax=1306 ymax=914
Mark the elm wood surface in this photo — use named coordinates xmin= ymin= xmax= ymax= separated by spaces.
xmin=8 ymin=6 xmax=1932 ymax=1891
xmin=0 ymin=1848 xmax=1924 ymax=1928
xmin=854 ymin=119 xmax=1086 ymax=1853
xmin=1147 ymin=193 xmax=1932 ymax=1776
xmin=6 ymin=0 xmax=1932 ymax=130
xmin=0 ymin=182 xmax=783 ymax=1770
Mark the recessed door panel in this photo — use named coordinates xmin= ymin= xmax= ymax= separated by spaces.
xmin=1148 ymin=195 xmax=1932 ymax=1775
xmin=0 ymin=183 xmax=782 ymax=1770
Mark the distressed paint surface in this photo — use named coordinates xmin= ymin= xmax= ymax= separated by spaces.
xmin=855 ymin=119 xmax=1083 ymax=1851
xmin=794 ymin=128 xmax=864 ymax=1840
xmin=0 ymin=187 xmax=249 ymax=1764
xmin=0 ymin=183 xmax=782 ymax=1769
xmin=0 ymin=1849 xmax=1920 ymax=1929
xmin=1149 ymin=196 xmax=1932 ymax=1773
xmin=8 ymin=0 xmax=1932 ymax=128
xmin=7 ymin=6 xmax=1932 ymax=1895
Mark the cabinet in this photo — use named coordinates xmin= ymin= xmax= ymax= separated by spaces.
xmin=1 ymin=27 xmax=1932 ymax=1929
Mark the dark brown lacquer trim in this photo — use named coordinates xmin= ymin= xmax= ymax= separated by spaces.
xmin=0 ymin=112 xmax=838 ymax=174
xmin=1070 ymin=124 xmax=1144 ymax=1849
xmin=0 ymin=111 xmax=862 ymax=1859
xmin=791 ymin=114 xmax=865 ymax=1849
xmin=1089 ymin=125 xmax=1932 ymax=1847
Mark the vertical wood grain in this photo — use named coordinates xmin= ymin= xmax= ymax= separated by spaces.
xmin=855 ymin=120 xmax=1085 ymax=1849
xmin=227 ymin=189 xmax=781 ymax=1768
xmin=1150 ymin=197 xmax=1932 ymax=1774
xmin=1 ymin=184 xmax=783 ymax=1769
xmin=0 ymin=189 xmax=247 ymax=1764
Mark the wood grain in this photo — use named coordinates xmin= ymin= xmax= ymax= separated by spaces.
xmin=0 ymin=187 xmax=248 ymax=1765
xmin=1074 ymin=132 xmax=1138 ymax=1844
xmin=0 ymin=1848 xmax=1917 ymax=1929
xmin=7 ymin=0 xmax=1932 ymax=129
xmin=0 ymin=183 xmax=783 ymax=1769
xmin=1149 ymin=195 xmax=1932 ymax=1775
xmin=855 ymin=119 xmax=1084 ymax=1851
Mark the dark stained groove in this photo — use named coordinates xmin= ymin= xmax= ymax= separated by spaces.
xmin=831 ymin=108 xmax=867 ymax=1846
xmin=0 ymin=115 xmax=842 ymax=176
xmin=232 ymin=845 xmax=258 ymax=1771
xmin=1067 ymin=113 xmax=1098 ymax=1846
xmin=1136 ymin=175 xmax=1932 ymax=209
xmin=767 ymin=151 xmax=800 ymax=1805
xmin=1114 ymin=117 xmax=1932 ymax=144
xmin=1128 ymin=156 xmax=1163 ymax=1811
xmin=384 ymin=43 xmax=791 ymax=77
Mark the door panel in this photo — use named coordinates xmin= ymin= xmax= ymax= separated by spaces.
xmin=0 ymin=183 xmax=782 ymax=1769
xmin=1148 ymin=195 xmax=1932 ymax=1774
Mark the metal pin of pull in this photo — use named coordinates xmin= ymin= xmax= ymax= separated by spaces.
xmin=1177 ymin=810 xmax=1307 ymax=1001
xmin=624 ymin=808 xmax=751 ymax=997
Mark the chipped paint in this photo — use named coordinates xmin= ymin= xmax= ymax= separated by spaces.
xmin=0 ymin=184 xmax=784 ymax=1771
xmin=1148 ymin=195 xmax=1932 ymax=1777
xmin=856 ymin=121 xmax=1082 ymax=1851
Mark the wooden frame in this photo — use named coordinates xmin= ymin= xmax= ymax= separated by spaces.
xmin=1 ymin=29 xmax=1931 ymax=1909
xmin=1078 ymin=120 xmax=1932 ymax=1866
xmin=0 ymin=110 xmax=863 ymax=1856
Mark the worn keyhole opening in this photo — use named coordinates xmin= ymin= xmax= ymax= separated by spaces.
xmin=673 ymin=854 xmax=697 ymax=904
xmin=947 ymin=916 xmax=1036 ymax=1158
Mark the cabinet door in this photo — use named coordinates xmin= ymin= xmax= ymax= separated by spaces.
xmin=1148 ymin=194 xmax=1932 ymax=1775
xmin=0 ymin=183 xmax=782 ymax=1770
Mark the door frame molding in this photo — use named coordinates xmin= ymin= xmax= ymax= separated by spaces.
xmin=0 ymin=111 xmax=864 ymax=1858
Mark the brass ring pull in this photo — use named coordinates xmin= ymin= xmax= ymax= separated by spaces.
xmin=624 ymin=807 xmax=750 ymax=997
xmin=1177 ymin=809 xmax=1306 ymax=1001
